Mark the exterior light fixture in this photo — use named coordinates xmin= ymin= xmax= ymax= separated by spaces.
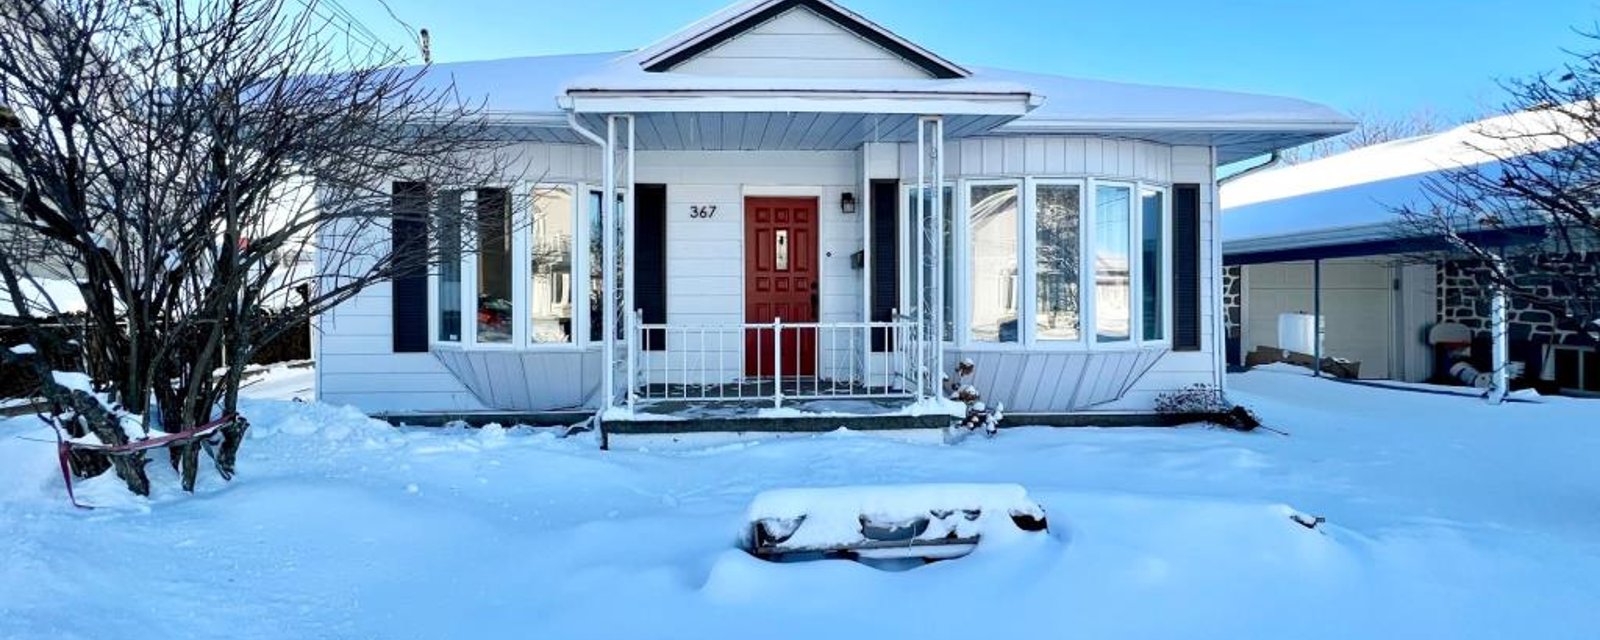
xmin=840 ymin=192 xmax=857 ymax=214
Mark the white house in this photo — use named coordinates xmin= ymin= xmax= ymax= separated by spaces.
xmin=1221 ymin=108 xmax=1598 ymax=394
xmin=315 ymin=0 xmax=1354 ymax=425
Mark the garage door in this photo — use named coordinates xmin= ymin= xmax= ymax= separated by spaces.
xmin=1243 ymin=260 xmax=1394 ymax=379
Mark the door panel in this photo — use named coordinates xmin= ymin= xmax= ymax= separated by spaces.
xmin=745 ymin=197 xmax=819 ymax=377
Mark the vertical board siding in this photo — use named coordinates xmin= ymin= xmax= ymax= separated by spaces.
xmin=945 ymin=349 xmax=1168 ymax=413
xmin=433 ymin=349 xmax=602 ymax=411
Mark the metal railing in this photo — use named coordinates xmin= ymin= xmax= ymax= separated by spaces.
xmin=627 ymin=310 xmax=922 ymax=410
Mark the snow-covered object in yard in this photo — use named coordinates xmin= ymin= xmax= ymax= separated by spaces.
xmin=745 ymin=483 xmax=1048 ymax=562
xmin=1221 ymin=106 xmax=1592 ymax=253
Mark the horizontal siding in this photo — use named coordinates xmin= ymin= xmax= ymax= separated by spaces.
xmin=673 ymin=8 xmax=931 ymax=79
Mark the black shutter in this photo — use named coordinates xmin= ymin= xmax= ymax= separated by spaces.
xmin=635 ymin=184 xmax=668 ymax=351
xmin=870 ymin=180 xmax=899 ymax=352
xmin=1172 ymin=183 xmax=1202 ymax=352
xmin=391 ymin=181 xmax=430 ymax=353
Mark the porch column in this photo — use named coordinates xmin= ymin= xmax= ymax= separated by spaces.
xmin=601 ymin=117 xmax=617 ymax=412
xmin=601 ymin=114 xmax=637 ymax=413
xmin=621 ymin=115 xmax=637 ymax=413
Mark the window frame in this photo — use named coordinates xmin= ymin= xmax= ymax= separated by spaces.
xmin=950 ymin=175 xmax=1173 ymax=352
xmin=1026 ymin=177 xmax=1089 ymax=349
xmin=1138 ymin=184 xmax=1174 ymax=347
xmin=960 ymin=178 xmax=1026 ymax=348
xmin=430 ymin=181 xmax=596 ymax=353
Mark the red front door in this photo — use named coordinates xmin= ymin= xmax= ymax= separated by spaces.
xmin=745 ymin=197 xmax=819 ymax=377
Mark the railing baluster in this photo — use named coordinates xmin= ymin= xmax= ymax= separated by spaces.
xmin=773 ymin=317 xmax=783 ymax=409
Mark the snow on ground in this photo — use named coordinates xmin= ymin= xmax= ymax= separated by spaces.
xmin=2 ymin=364 xmax=1598 ymax=639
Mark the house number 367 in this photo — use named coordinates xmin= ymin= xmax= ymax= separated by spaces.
xmin=690 ymin=205 xmax=717 ymax=219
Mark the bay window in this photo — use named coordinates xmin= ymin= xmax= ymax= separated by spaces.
xmin=958 ymin=177 xmax=1171 ymax=349
xmin=430 ymin=182 xmax=597 ymax=349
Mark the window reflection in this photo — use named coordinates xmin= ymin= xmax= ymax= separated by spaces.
xmin=969 ymin=183 xmax=1019 ymax=343
xmin=475 ymin=187 xmax=513 ymax=344
xmin=1094 ymin=184 xmax=1132 ymax=343
xmin=1036 ymin=183 xmax=1081 ymax=341
xmin=531 ymin=186 xmax=574 ymax=344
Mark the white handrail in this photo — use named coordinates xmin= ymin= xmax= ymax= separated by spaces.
xmin=628 ymin=314 xmax=923 ymax=409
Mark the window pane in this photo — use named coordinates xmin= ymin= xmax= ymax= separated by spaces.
xmin=969 ymin=183 xmax=1019 ymax=343
xmin=941 ymin=186 xmax=954 ymax=342
xmin=1141 ymin=189 xmax=1166 ymax=341
xmin=531 ymin=186 xmax=574 ymax=344
xmin=437 ymin=190 xmax=463 ymax=342
xmin=906 ymin=186 xmax=956 ymax=341
xmin=589 ymin=190 xmax=604 ymax=342
xmin=1035 ymin=183 xmax=1081 ymax=341
xmin=1095 ymin=184 xmax=1132 ymax=343
xmin=475 ymin=187 xmax=513 ymax=344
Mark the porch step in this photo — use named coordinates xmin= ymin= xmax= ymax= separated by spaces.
xmin=603 ymin=410 xmax=954 ymax=435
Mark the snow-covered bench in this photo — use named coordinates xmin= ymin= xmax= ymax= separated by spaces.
xmin=743 ymin=484 xmax=1049 ymax=563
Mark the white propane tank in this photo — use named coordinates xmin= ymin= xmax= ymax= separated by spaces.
xmin=1277 ymin=313 xmax=1324 ymax=355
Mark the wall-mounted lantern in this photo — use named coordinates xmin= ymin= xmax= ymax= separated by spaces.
xmin=840 ymin=191 xmax=857 ymax=214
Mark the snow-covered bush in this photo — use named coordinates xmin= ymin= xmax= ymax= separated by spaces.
xmin=1154 ymin=384 xmax=1262 ymax=431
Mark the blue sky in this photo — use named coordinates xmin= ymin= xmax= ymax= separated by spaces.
xmin=350 ymin=0 xmax=1594 ymax=124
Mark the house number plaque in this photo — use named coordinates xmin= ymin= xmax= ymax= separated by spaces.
xmin=689 ymin=205 xmax=717 ymax=219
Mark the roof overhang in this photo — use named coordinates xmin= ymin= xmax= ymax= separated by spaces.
xmin=998 ymin=118 xmax=1355 ymax=165
xmin=561 ymin=89 xmax=1037 ymax=117
xmin=1223 ymin=224 xmax=1547 ymax=266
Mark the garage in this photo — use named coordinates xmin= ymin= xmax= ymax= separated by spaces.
xmin=1239 ymin=259 xmax=1396 ymax=380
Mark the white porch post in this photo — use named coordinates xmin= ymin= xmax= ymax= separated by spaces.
xmin=622 ymin=115 xmax=637 ymax=410
xmin=929 ymin=116 xmax=945 ymax=399
xmin=601 ymin=117 xmax=617 ymax=412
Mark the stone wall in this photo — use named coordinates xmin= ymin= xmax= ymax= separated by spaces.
xmin=1222 ymin=265 xmax=1242 ymax=337
xmin=1438 ymin=253 xmax=1599 ymax=348
xmin=1222 ymin=265 xmax=1243 ymax=365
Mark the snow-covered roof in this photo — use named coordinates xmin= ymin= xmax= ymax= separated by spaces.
xmin=1220 ymin=107 xmax=1587 ymax=257
xmin=403 ymin=0 xmax=1351 ymax=160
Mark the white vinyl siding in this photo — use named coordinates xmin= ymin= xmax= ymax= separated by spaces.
xmin=672 ymin=7 xmax=933 ymax=79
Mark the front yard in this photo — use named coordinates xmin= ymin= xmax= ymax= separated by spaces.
xmin=2 ymin=366 xmax=1597 ymax=639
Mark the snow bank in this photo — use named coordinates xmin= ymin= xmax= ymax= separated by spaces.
xmin=4 ymin=365 xmax=1599 ymax=639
